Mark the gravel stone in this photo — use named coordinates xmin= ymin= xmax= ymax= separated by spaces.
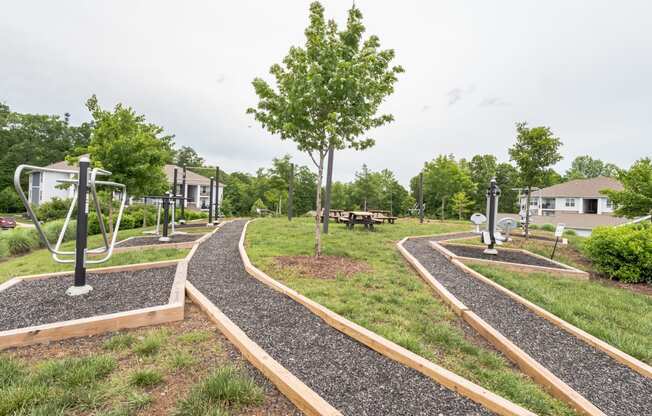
xmin=0 ymin=266 xmax=176 ymax=331
xmin=441 ymin=243 xmax=566 ymax=268
xmin=188 ymin=220 xmax=492 ymax=416
xmin=404 ymin=237 xmax=652 ymax=416
xmin=116 ymin=233 xmax=202 ymax=247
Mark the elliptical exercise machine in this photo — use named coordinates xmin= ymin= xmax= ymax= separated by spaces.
xmin=14 ymin=156 xmax=127 ymax=296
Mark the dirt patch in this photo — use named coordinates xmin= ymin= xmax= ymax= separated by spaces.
xmin=275 ymin=255 xmax=371 ymax=279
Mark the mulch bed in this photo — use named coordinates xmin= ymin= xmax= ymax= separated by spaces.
xmin=405 ymin=237 xmax=652 ymax=416
xmin=441 ymin=243 xmax=568 ymax=269
xmin=275 ymin=255 xmax=371 ymax=279
xmin=116 ymin=233 xmax=202 ymax=248
xmin=187 ymin=220 xmax=493 ymax=416
xmin=0 ymin=266 xmax=176 ymax=331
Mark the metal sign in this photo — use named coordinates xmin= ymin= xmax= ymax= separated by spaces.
xmin=555 ymin=223 xmax=566 ymax=237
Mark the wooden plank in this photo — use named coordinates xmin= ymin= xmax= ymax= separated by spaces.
xmin=455 ymin=259 xmax=652 ymax=379
xmin=462 ymin=311 xmax=605 ymax=416
xmin=396 ymin=238 xmax=468 ymax=315
xmin=0 ymin=304 xmax=183 ymax=350
xmin=186 ymin=282 xmax=342 ymax=416
xmin=168 ymin=261 xmax=188 ymax=307
xmin=239 ymin=221 xmax=535 ymax=416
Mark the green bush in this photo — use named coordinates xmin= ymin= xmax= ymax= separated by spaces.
xmin=584 ymin=224 xmax=652 ymax=283
xmin=527 ymin=223 xmax=539 ymax=230
xmin=541 ymin=223 xmax=555 ymax=232
xmin=0 ymin=187 xmax=23 ymax=213
xmin=2 ymin=228 xmax=40 ymax=256
xmin=563 ymin=229 xmax=577 ymax=236
xmin=42 ymin=219 xmax=76 ymax=245
xmin=174 ymin=208 xmax=207 ymax=221
xmin=36 ymin=197 xmax=73 ymax=222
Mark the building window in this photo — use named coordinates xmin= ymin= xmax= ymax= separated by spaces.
xmin=565 ymin=198 xmax=575 ymax=207
xmin=201 ymin=186 xmax=208 ymax=194
xmin=529 ymin=199 xmax=538 ymax=207
xmin=606 ymin=199 xmax=613 ymax=208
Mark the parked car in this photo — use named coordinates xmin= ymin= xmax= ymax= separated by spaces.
xmin=0 ymin=217 xmax=17 ymax=229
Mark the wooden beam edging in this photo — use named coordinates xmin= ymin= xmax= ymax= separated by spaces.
xmin=431 ymin=242 xmax=589 ymax=280
xmin=450 ymin=257 xmax=652 ymax=380
xmin=397 ymin=237 xmax=605 ymax=416
xmin=239 ymin=221 xmax=535 ymax=416
xmin=185 ymin=281 xmax=342 ymax=416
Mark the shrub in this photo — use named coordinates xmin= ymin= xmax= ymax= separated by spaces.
xmin=541 ymin=223 xmax=555 ymax=232
xmin=250 ymin=199 xmax=267 ymax=216
xmin=42 ymin=219 xmax=76 ymax=246
xmin=3 ymin=229 xmax=39 ymax=256
xmin=174 ymin=208 xmax=207 ymax=221
xmin=36 ymin=197 xmax=73 ymax=222
xmin=563 ymin=229 xmax=577 ymax=236
xmin=0 ymin=187 xmax=23 ymax=213
xmin=527 ymin=223 xmax=539 ymax=230
xmin=584 ymin=224 xmax=652 ymax=283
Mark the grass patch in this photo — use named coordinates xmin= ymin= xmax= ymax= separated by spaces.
xmin=177 ymin=330 xmax=212 ymax=344
xmin=471 ymin=264 xmax=652 ymax=364
xmin=174 ymin=366 xmax=263 ymax=415
xmin=246 ymin=217 xmax=576 ymax=416
xmin=128 ymin=369 xmax=164 ymax=387
xmin=134 ymin=329 xmax=170 ymax=357
xmin=166 ymin=349 xmax=197 ymax=370
xmin=103 ymin=334 xmax=136 ymax=351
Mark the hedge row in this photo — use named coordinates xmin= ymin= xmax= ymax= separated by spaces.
xmin=584 ymin=223 xmax=652 ymax=283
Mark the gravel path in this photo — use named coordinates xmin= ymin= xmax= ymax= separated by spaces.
xmin=188 ymin=220 xmax=492 ymax=416
xmin=405 ymin=237 xmax=652 ymax=416
xmin=441 ymin=243 xmax=565 ymax=268
xmin=0 ymin=266 xmax=176 ymax=331
xmin=116 ymin=233 xmax=202 ymax=247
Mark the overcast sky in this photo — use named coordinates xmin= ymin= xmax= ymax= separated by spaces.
xmin=2 ymin=1 xmax=650 ymax=185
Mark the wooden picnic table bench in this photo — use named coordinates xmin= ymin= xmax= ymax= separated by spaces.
xmin=346 ymin=211 xmax=380 ymax=230
xmin=369 ymin=210 xmax=398 ymax=224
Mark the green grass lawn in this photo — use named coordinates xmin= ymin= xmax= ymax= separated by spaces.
xmin=0 ymin=226 xmax=191 ymax=283
xmin=246 ymin=217 xmax=576 ymax=416
xmin=470 ymin=265 xmax=652 ymax=365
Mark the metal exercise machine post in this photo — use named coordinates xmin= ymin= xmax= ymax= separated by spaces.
xmin=214 ymin=166 xmax=220 ymax=225
xmin=14 ymin=156 xmax=126 ymax=296
xmin=418 ymin=172 xmax=424 ymax=224
xmin=483 ymin=178 xmax=501 ymax=255
xmin=179 ymin=166 xmax=187 ymax=224
xmin=208 ymin=177 xmax=215 ymax=226
xmin=146 ymin=193 xmax=187 ymax=242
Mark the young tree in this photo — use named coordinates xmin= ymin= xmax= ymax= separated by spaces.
xmin=601 ymin=158 xmax=652 ymax=218
xmin=84 ymin=95 xmax=174 ymax=197
xmin=174 ymin=146 xmax=204 ymax=167
xmin=450 ymin=191 xmax=473 ymax=220
xmin=247 ymin=2 xmax=403 ymax=255
xmin=508 ymin=122 xmax=562 ymax=238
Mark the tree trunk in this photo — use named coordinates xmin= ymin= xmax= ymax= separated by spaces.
xmin=314 ymin=154 xmax=325 ymax=257
xmin=525 ymin=185 xmax=531 ymax=239
xmin=323 ymin=145 xmax=334 ymax=233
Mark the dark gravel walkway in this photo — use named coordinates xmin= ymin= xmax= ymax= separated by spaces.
xmin=116 ymin=233 xmax=202 ymax=248
xmin=405 ymin=237 xmax=652 ymax=416
xmin=0 ymin=266 xmax=176 ymax=331
xmin=188 ymin=220 xmax=493 ymax=416
xmin=441 ymin=243 xmax=566 ymax=269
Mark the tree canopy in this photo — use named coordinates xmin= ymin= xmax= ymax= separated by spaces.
xmin=174 ymin=145 xmax=205 ymax=167
xmin=602 ymin=158 xmax=652 ymax=218
xmin=83 ymin=95 xmax=174 ymax=197
xmin=247 ymin=2 xmax=403 ymax=255
xmin=564 ymin=155 xmax=620 ymax=180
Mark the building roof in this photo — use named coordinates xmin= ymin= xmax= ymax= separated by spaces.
xmin=499 ymin=212 xmax=631 ymax=230
xmin=164 ymin=164 xmax=224 ymax=186
xmin=531 ymin=176 xmax=623 ymax=198
xmin=43 ymin=154 xmax=90 ymax=170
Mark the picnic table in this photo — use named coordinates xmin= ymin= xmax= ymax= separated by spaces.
xmin=320 ymin=209 xmax=346 ymax=223
xmin=345 ymin=211 xmax=381 ymax=230
xmin=369 ymin=210 xmax=398 ymax=224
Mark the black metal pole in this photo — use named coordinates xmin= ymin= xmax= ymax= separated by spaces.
xmin=208 ymin=177 xmax=214 ymax=225
xmin=551 ymin=237 xmax=559 ymax=260
xmin=161 ymin=193 xmax=170 ymax=241
xmin=418 ymin=172 xmax=424 ymax=224
xmin=180 ymin=166 xmax=186 ymax=224
xmin=74 ymin=157 xmax=89 ymax=288
xmin=214 ymin=166 xmax=220 ymax=224
xmin=173 ymin=168 xmax=178 ymax=222
xmin=323 ymin=146 xmax=334 ymax=233
xmin=288 ymin=163 xmax=294 ymax=221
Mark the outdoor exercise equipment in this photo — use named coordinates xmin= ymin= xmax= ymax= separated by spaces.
xmin=483 ymin=178 xmax=501 ymax=255
xmin=142 ymin=197 xmax=163 ymax=235
xmin=14 ymin=156 xmax=127 ymax=296
xmin=214 ymin=166 xmax=220 ymax=225
xmin=497 ymin=217 xmax=518 ymax=242
xmin=144 ymin=192 xmax=188 ymax=242
xmin=470 ymin=213 xmax=487 ymax=234
xmin=418 ymin=172 xmax=424 ymax=224
xmin=208 ymin=177 xmax=215 ymax=226
xmin=179 ymin=166 xmax=187 ymax=224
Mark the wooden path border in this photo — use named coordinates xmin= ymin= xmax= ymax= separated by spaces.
xmin=433 ymin=241 xmax=589 ymax=279
xmin=238 ymin=220 xmax=535 ymax=416
xmin=186 ymin=281 xmax=342 ymax=416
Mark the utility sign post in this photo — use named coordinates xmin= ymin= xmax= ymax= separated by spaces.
xmin=551 ymin=223 xmax=565 ymax=260
xmin=484 ymin=178 xmax=501 ymax=255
